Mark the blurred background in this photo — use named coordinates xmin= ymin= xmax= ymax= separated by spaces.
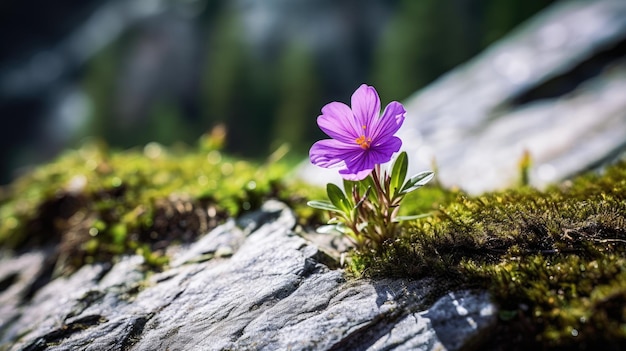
xmin=0 ymin=0 xmax=559 ymax=185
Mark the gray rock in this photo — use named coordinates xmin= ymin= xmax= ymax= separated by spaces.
xmin=0 ymin=251 xmax=48 ymax=343
xmin=0 ymin=201 xmax=496 ymax=350
xmin=299 ymin=0 xmax=626 ymax=194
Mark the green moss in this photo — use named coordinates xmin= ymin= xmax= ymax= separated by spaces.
xmin=4 ymin=129 xmax=626 ymax=349
xmin=0 ymin=133 xmax=322 ymax=274
xmin=353 ymin=161 xmax=626 ymax=349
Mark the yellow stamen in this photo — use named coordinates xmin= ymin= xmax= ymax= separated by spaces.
xmin=355 ymin=135 xmax=372 ymax=150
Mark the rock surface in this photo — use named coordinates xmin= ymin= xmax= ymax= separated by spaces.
xmin=299 ymin=0 xmax=626 ymax=194
xmin=0 ymin=201 xmax=496 ymax=350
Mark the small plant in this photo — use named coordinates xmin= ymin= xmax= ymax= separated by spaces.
xmin=307 ymin=84 xmax=434 ymax=252
xmin=518 ymin=149 xmax=532 ymax=186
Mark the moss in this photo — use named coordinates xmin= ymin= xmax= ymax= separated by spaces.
xmin=0 ymin=132 xmax=323 ymax=275
xmin=353 ymin=160 xmax=626 ymax=349
xmin=4 ymin=129 xmax=626 ymax=349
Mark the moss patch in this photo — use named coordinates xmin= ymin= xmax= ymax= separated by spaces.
xmin=0 ymin=134 xmax=323 ymax=275
xmin=353 ymin=160 xmax=626 ymax=349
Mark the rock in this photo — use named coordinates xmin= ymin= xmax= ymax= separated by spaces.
xmin=0 ymin=251 xmax=48 ymax=342
xmin=299 ymin=0 xmax=626 ymax=194
xmin=0 ymin=201 xmax=496 ymax=350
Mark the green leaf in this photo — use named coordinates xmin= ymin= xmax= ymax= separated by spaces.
xmin=351 ymin=185 xmax=372 ymax=219
xmin=400 ymin=171 xmax=434 ymax=194
xmin=390 ymin=152 xmax=408 ymax=197
xmin=327 ymin=183 xmax=351 ymax=213
xmin=359 ymin=176 xmax=377 ymax=202
xmin=343 ymin=179 xmax=357 ymax=198
xmin=354 ymin=186 xmax=372 ymax=210
xmin=307 ymin=200 xmax=340 ymax=212
xmin=392 ymin=213 xmax=432 ymax=222
xmin=327 ymin=217 xmax=342 ymax=224
xmin=356 ymin=221 xmax=369 ymax=232
xmin=316 ymin=224 xmax=344 ymax=235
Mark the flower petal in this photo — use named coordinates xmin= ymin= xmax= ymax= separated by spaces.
xmin=341 ymin=149 xmax=377 ymax=177
xmin=343 ymin=138 xmax=400 ymax=175
xmin=370 ymin=136 xmax=402 ymax=164
xmin=350 ymin=84 xmax=380 ymax=132
xmin=370 ymin=101 xmax=405 ymax=143
xmin=339 ymin=167 xmax=372 ymax=181
xmin=309 ymin=138 xmax=360 ymax=169
xmin=318 ymin=102 xmax=359 ymax=143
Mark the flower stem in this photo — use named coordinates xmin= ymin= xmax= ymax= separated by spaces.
xmin=367 ymin=165 xmax=399 ymax=245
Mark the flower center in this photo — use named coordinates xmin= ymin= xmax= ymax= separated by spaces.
xmin=355 ymin=135 xmax=372 ymax=149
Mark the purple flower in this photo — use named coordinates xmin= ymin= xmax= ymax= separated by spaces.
xmin=309 ymin=84 xmax=405 ymax=180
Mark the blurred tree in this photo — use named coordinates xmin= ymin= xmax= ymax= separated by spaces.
xmin=273 ymin=42 xmax=321 ymax=155
xmin=370 ymin=0 xmax=479 ymax=103
xmin=147 ymin=99 xmax=195 ymax=146
xmin=202 ymin=9 xmax=245 ymax=128
xmin=482 ymin=0 xmax=555 ymax=46
xmin=201 ymin=8 xmax=279 ymax=156
xmin=81 ymin=39 xmax=121 ymax=145
xmin=83 ymin=21 xmax=200 ymax=150
xmin=233 ymin=53 xmax=279 ymax=157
